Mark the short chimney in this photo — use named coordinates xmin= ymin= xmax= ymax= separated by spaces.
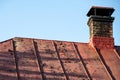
xmin=87 ymin=6 xmax=115 ymax=49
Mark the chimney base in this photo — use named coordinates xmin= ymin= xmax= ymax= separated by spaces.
xmin=89 ymin=36 xmax=114 ymax=49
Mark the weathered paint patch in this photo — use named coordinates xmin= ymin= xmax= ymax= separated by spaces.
xmin=14 ymin=38 xmax=42 ymax=80
xmin=35 ymin=40 xmax=66 ymax=80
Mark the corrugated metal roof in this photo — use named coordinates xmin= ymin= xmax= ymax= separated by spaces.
xmin=0 ymin=37 xmax=120 ymax=80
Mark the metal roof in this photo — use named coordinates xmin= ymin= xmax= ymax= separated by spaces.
xmin=0 ymin=37 xmax=120 ymax=80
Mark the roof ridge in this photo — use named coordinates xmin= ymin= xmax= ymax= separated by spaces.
xmin=0 ymin=37 xmax=88 ymax=44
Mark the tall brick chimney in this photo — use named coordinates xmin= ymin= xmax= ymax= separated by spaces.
xmin=87 ymin=6 xmax=115 ymax=49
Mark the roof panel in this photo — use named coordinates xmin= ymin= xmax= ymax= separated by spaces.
xmin=100 ymin=49 xmax=120 ymax=80
xmin=13 ymin=38 xmax=42 ymax=80
xmin=55 ymin=41 xmax=89 ymax=80
xmin=0 ymin=37 xmax=120 ymax=80
xmin=0 ymin=40 xmax=18 ymax=80
xmin=34 ymin=39 xmax=66 ymax=80
xmin=76 ymin=43 xmax=111 ymax=80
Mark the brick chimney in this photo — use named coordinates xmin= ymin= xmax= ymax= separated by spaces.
xmin=87 ymin=6 xmax=115 ymax=49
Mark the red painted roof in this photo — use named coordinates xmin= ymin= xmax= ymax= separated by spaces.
xmin=0 ymin=37 xmax=120 ymax=80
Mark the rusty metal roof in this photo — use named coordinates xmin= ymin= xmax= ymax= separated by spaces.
xmin=0 ymin=37 xmax=120 ymax=80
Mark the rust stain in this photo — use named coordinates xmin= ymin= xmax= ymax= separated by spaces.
xmin=55 ymin=41 xmax=89 ymax=80
xmin=34 ymin=39 xmax=66 ymax=80
xmin=0 ymin=37 xmax=120 ymax=80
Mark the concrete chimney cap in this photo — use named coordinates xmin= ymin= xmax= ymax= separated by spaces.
xmin=87 ymin=6 xmax=115 ymax=17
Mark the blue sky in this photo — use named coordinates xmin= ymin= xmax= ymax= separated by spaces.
xmin=0 ymin=0 xmax=120 ymax=45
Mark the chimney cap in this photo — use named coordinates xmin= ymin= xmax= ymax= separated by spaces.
xmin=87 ymin=6 xmax=115 ymax=17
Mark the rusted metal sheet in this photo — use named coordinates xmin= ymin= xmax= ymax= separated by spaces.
xmin=55 ymin=41 xmax=89 ymax=80
xmin=0 ymin=37 xmax=120 ymax=80
xmin=100 ymin=49 xmax=120 ymax=80
xmin=34 ymin=39 xmax=66 ymax=80
xmin=76 ymin=43 xmax=111 ymax=80
xmin=13 ymin=38 xmax=42 ymax=80
xmin=0 ymin=40 xmax=17 ymax=80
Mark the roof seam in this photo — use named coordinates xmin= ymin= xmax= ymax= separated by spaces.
xmin=95 ymin=48 xmax=115 ymax=80
xmin=53 ymin=41 xmax=69 ymax=80
xmin=93 ymin=47 xmax=113 ymax=80
xmin=12 ymin=39 xmax=20 ymax=80
xmin=73 ymin=43 xmax=92 ymax=80
xmin=32 ymin=40 xmax=43 ymax=79
xmin=72 ymin=42 xmax=90 ymax=80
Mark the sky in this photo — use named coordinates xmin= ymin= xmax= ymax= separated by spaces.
xmin=0 ymin=0 xmax=120 ymax=45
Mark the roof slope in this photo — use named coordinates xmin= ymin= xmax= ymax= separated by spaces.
xmin=0 ymin=37 xmax=120 ymax=80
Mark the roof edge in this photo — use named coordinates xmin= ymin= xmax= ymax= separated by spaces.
xmin=0 ymin=37 xmax=88 ymax=44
